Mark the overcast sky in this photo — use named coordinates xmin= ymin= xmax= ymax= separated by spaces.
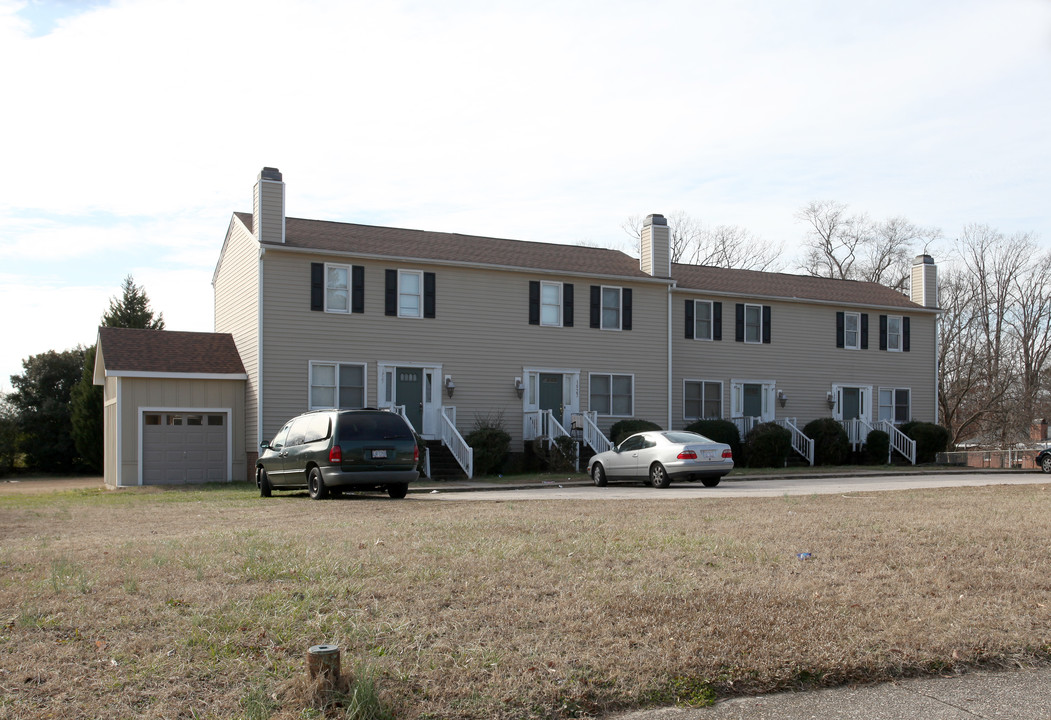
xmin=1 ymin=0 xmax=1049 ymax=390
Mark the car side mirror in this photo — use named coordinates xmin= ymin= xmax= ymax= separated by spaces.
xmin=259 ymin=441 xmax=270 ymax=450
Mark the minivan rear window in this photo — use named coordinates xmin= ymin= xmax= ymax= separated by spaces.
xmin=338 ymin=413 xmax=413 ymax=442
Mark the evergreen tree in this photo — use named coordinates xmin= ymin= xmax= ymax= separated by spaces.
xmin=70 ymin=276 xmax=165 ymax=472
xmin=8 ymin=348 xmax=85 ymax=472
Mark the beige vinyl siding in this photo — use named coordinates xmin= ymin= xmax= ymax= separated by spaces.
xmin=253 ymin=181 xmax=284 ymax=245
xmin=104 ymin=385 xmax=117 ymax=487
xmin=213 ymin=217 xmax=260 ymax=466
xmin=117 ymin=377 xmax=246 ymax=485
xmin=259 ymin=251 xmax=671 ymax=446
xmin=672 ymin=295 xmax=938 ymax=427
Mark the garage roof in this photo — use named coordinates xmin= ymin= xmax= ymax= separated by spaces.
xmin=95 ymin=328 xmax=247 ymax=381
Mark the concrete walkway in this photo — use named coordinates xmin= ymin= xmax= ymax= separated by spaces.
xmin=611 ymin=665 xmax=1051 ymax=720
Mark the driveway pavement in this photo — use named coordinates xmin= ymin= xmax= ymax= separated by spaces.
xmin=609 ymin=665 xmax=1051 ymax=720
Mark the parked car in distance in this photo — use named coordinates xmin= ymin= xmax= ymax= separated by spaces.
xmin=257 ymin=409 xmax=419 ymax=499
xmin=587 ymin=430 xmax=733 ymax=488
xmin=1037 ymin=448 xmax=1051 ymax=474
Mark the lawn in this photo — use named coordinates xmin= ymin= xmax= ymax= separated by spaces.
xmin=1 ymin=482 xmax=1049 ymax=719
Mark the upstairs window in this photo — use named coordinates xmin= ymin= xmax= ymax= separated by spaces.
xmin=326 ymin=264 xmax=350 ymax=313
xmin=590 ymin=286 xmax=632 ymax=330
xmin=541 ymin=282 xmax=562 ymax=326
xmin=602 ymin=287 xmax=621 ymax=330
xmin=735 ymin=303 xmax=771 ymax=344
xmin=385 ymin=269 xmax=436 ymax=318
xmin=311 ymin=263 xmax=364 ymax=313
xmin=880 ymin=315 xmax=910 ymax=352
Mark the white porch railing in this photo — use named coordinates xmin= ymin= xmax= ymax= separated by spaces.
xmin=440 ymin=406 xmax=473 ymax=479
xmin=731 ymin=416 xmax=760 ymax=437
xmin=571 ymin=410 xmax=613 ymax=454
xmin=524 ymin=410 xmax=578 ymax=471
xmin=842 ymin=418 xmax=876 ymax=451
xmin=777 ymin=417 xmax=814 ymax=466
xmin=880 ymin=420 xmax=916 ymax=464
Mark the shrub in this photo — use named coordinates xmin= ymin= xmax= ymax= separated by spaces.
xmin=865 ymin=429 xmax=890 ymax=465
xmin=803 ymin=417 xmax=850 ymax=466
xmin=899 ymin=421 xmax=950 ymax=463
xmin=609 ymin=418 xmax=662 ymax=446
xmin=684 ymin=419 xmax=742 ymax=464
xmin=465 ymin=413 xmax=511 ymax=476
xmin=528 ymin=436 xmax=577 ymax=473
xmin=744 ymin=422 xmax=791 ymax=468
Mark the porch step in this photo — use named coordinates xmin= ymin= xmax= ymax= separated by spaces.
xmin=424 ymin=440 xmax=468 ymax=480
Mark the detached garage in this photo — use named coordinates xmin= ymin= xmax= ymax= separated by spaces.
xmin=94 ymin=328 xmax=247 ymax=488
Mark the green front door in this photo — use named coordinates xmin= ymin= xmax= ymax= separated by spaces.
xmin=396 ymin=367 xmax=424 ymax=433
xmin=842 ymin=387 xmax=861 ymax=420
xmin=539 ymin=373 xmax=564 ymax=427
xmin=742 ymin=383 xmax=763 ymax=418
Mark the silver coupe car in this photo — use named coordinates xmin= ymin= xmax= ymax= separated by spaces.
xmin=587 ymin=430 xmax=733 ymax=488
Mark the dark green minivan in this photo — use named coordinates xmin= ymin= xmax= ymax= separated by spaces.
xmin=257 ymin=409 xmax=420 ymax=499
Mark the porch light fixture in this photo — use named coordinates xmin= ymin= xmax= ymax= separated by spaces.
xmin=777 ymin=390 xmax=787 ymax=408
xmin=826 ymin=391 xmax=836 ymax=410
xmin=514 ymin=377 xmax=524 ymax=398
xmin=445 ymin=375 xmax=456 ymax=398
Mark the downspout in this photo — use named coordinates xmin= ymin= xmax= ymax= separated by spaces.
xmin=934 ymin=312 xmax=940 ymax=426
xmin=667 ymin=282 xmax=673 ymax=430
xmin=257 ymin=247 xmax=265 ymax=450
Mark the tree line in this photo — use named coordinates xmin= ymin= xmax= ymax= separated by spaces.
xmin=0 ymin=276 xmax=163 ymax=475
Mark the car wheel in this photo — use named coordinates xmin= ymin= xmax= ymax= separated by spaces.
xmin=650 ymin=462 xmax=671 ymax=489
xmin=258 ymin=467 xmax=272 ymax=497
xmin=701 ymin=477 xmax=720 ymax=488
xmin=387 ymin=483 xmax=408 ymax=499
xmin=308 ymin=467 xmax=328 ymax=500
xmin=591 ymin=463 xmax=607 ymax=487
xmin=1042 ymin=455 xmax=1051 ymax=474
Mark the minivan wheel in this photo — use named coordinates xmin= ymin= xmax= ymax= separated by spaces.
xmin=308 ymin=468 xmax=328 ymax=500
xmin=258 ymin=468 xmax=272 ymax=497
xmin=387 ymin=483 xmax=408 ymax=499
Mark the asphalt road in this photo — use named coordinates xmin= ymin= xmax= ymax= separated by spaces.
xmin=421 ymin=471 xmax=1051 ymax=501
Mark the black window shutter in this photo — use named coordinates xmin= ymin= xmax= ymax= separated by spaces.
xmin=311 ymin=263 xmax=324 ymax=311
xmin=351 ymin=265 xmax=365 ymax=313
xmin=861 ymin=314 xmax=869 ymax=349
xmin=623 ymin=289 xmax=632 ymax=330
xmin=762 ymin=306 xmax=772 ymax=344
xmin=590 ymin=286 xmax=600 ymax=328
xmin=685 ymin=300 xmax=694 ymax=339
xmin=563 ymin=283 xmax=574 ymax=327
xmin=836 ymin=311 xmax=845 ymax=348
xmin=424 ymin=272 xmax=436 ymax=318
xmin=713 ymin=302 xmax=722 ymax=340
xmin=385 ymin=270 xmax=397 ymax=316
xmin=735 ymin=304 xmax=745 ymax=342
xmin=879 ymin=315 xmax=888 ymax=350
xmin=903 ymin=317 xmax=910 ymax=352
xmin=528 ymin=281 xmax=540 ymax=325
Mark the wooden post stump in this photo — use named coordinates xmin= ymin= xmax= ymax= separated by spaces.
xmin=307 ymin=644 xmax=341 ymax=687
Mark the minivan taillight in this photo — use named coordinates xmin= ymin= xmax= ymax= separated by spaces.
xmin=414 ymin=444 xmax=420 ymax=464
xmin=329 ymin=445 xmax=342 ymax=464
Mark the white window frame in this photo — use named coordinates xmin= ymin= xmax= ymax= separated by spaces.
xmin=693 ymin=300 xmax=713 ymax=341
xmin=887 ymin=315 xmax=902 ymax=352
xmin=744 ymin=303 xmax=763 ymax=344
xmin=878 ymin=386 xmax=911 ymax=424
xmin=589 ymin=372 xmax=634 ymax=417
xmin=844 ymin=311 xmax=860 ymax=350
xmin=324 ymin=263 xmax=351 ymax=314
xmin=730 ymin=379 xmax=776 ymax=421
xmin=601 ymin=286 xmax=622 ymax=331
xmin=398 ymin=269 xmax=424 ymax=318
xmin=683 ymin=379 xmax=723 ymax=420
xmin=540 ymin=281 xmax=563 ymax=327
xmin=309 ymin=361 xmax=367 ymax=410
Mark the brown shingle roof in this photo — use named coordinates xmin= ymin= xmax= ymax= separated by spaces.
xmin=232 ymin=211 xmax=929 ymax=310
xmin=672 ymin=263 xmax=924 ymax=309
xmin=235 ymin=211 xmax=649 ymax=278
xmin=98 ymin=328 xmax=246 ymax=375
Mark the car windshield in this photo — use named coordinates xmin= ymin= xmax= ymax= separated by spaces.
xmin=338 ymin=413 xmax=413 ymax=442
xmin=662 ymin=431 xmax=712 ymax=444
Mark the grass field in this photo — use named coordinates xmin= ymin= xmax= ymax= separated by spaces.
xmin=1 ymin=481 xmax=1050 ymax=719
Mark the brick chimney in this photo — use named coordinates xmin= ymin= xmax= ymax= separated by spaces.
xmin=640 ymin=213 xmax=670 ymax=277
xmin=910 ymin=254 xmax=937 ymax=308
xmin=253 ymin=167 xmax=285 ymax=244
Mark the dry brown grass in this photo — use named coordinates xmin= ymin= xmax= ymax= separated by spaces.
xmin=1 ymin=483 xmax=1050 ymax=719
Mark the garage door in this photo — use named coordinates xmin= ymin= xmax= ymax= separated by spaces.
xmin=142 ymin=412 xmax=228 ymax=485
